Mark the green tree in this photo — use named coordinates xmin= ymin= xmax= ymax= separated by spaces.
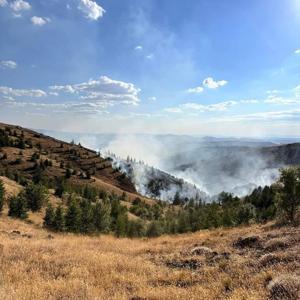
xmin=146 ymin=221 xmax=161 ymax=237
xmin=177 ymin=211 xmax=191 ymax=233
xmin=93 ymin=199 xmax=111 ymax=233
xmin=65 ymin=168 xmax=72 ymax=179
xmin=44 ymin=204 xmax=55 ymax=228
xmin=115 ymin=213 xmax=128 ymax=237
xmin=80 ymin=199 xmax=93 ymax=233
xmin=8 ymin=192 xmax=28 ymax=219
xmin=0 ymin=179 xmax=5 ymax=213
xmin=65 ymin=200 xmax=81 ymax=232
xmin=236 ymin=203 xmax=256 ymax=225
xmin=127 ymin=220 xmax=145 ymax=238
xmin=25 ymin=184 xmax=49 ymax=212
xmin=53 ymin=205 xmax=65 ymax=231
xmin=277 ymin=167 xmax=300 ymax=224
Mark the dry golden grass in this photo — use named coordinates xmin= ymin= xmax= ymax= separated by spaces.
xmin=0 ymin=216 xmax=299 ymax=300
xmin=0 ymin=176 xmax=22 ymax=200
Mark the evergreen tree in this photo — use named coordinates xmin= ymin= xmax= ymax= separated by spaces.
xmin=80 ymin=199 xmax=93 ymax=233
xmin=55 ymin=177 xmax=65 ymax=197
xmin=93 ymin=199 xmax=111 ymax=233
xmin=0 ymin=179 xmax=5 ymax=213
xmin=277 ymin=167 xmax=300 ymax=224
xmin=65 ymin=200 xmax=81 ymax=232
xmin=115 ymin=213 xmax=128 ymax=237
xmin=32 ymin=166 xmax=43 ymax=184
xmin=53 ymin=205 xmax=65 ymax=231
xmin=8 ymin=192 xmax=28 ymax=219
xmin=146 ymin=221 xmax=161 ymax=237
xmin=65 ymin=168 xmax=72 ymax=179
xmin=127 ymin=220 xmax=145 ymax=238
xmin=44 ymin=204 xmax=55 ymax=228
xmin=236 ymin=203 xmax=256 ymax=225
xmin=177 ymin=211 xmax=191 ymax=233
xmin=25 ymin=184 xmax=49 ymax=212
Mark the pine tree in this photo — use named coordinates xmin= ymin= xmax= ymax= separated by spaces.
xmin=44 ymin=204 xmax=55 ymax=229
xmin=115 ymin=213 xmax=128 ymax=237
xmin=65 ymin=200 xmax=81 ymax=232
xmin=127 ymin=220 xmax=145 ymax=238
xmin=278 ymin=167 xmax=300 ymax=224
xmin=0 ymin=179 xmax=5 ymax=213
xmin=65 ymin=168 xmax=72 ymax=179
xmin=177 ymin=211 xmax=191 ymax=233
xmin=53 ymin=205 xmax=65 ymax=231
xmin=93 ymin=199 xmax=111 ymax=233
xmin=55 ymin=177 xmax=65 ymax=197
xmin=8 ymin=193 xmax=28 ymax=219
xmin=146 ymin=221 xmax=161 ymax=237
xmin=25 ymin=184 xmax=49 ymax=212
xmin=80 ymin=199 xmax=93 ymax=233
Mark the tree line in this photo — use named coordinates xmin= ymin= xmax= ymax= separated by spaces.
xmin=0 ymin=167 xmax=299 ymax=238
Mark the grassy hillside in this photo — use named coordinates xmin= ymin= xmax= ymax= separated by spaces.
xmin=0 ymin=122 xmax=148 ymax=201
xmin=0 ymin=216 xmax=299 ymax=300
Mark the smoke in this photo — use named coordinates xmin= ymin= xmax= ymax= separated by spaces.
xmin=44 ymin=130 xmax=283 ymax=201
xmin=101 ymin=134 xmax=282 ymax=199
xmin=104 ymin=151 xmax=206 ymax=201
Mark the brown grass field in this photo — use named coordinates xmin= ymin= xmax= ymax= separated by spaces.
xmin=0 ymin=215 xmax=299 ymax=300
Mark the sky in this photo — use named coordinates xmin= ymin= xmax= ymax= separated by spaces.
xmin=0 ymin=0 xmax=300 ymax=137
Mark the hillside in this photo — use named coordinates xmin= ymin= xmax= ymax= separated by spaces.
xmin=0 ymin=216 xmax=299 ymax=300
xmin=0 ymin=122 xmax=156 ymax=204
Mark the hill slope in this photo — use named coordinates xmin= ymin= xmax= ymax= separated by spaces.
xmin=0 ymin=216 xmax=299 ymax=300
xmin=0 ymin=122 xmax=153 ymax=203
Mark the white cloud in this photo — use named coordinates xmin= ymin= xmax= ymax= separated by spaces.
xmin=135 ymin=45 xmax=143 ymax=51
xmin=165 ymin=100 xmax=237 ymax=114
xmin=294 ymin=49 xmax=300 ymax=54
xmin=0 ymin=0 xmax=7 ymax=7
xmin=10 ymin=0 xmax=30 ymax=12
xmin=222 ymin=109 xmax=300 ymax=122
xmin=264 ymin=95 xmax=300 ymax=105
xmin=78 ymin=0 xmax=105 ymax=21
xmin=240 ymin=99 xmax=259 ymax=104
xmin=146 ymin=54 xmax=154 ymax=59
xmin=187 ymin=86 xmax=204 ymax=94
xmin=0 ymin=60 xmax=17 ymax=69
xmin=203 ymin=77 xmax=227 ymax=89
xmin=164 ymin=107 xmax=182 ymax=113
xmin=31 ymin=16 xmax=50 ymax=26
xmin=0 ymin=86 xmax=47 ymax=98
xmin=50 ymin=75 xmax=140 ymax=106
xmin=148 ymin=96 xmax=156 ymax=101
xmin=266 ymin=89 xmax=280 ymax=95
xmin=294 ymin=85 xmax=300 ymax=96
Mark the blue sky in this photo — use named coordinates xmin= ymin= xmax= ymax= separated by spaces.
xmin=0 ymin=0 xmax=300 ymax=136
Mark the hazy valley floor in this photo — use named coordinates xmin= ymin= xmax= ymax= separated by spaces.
xmin=0 ymin=216 xmax=299 ymax=300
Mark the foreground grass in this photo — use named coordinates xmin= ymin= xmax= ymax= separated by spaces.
xmin=0 ymin=216 xmax=299 ymax=300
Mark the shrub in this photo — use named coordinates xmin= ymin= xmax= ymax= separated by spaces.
xmin=44 ymin=204 xmax=55 ymax=228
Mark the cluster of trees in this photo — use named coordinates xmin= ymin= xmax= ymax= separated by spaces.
xmin=0 ymin=166 xmax=299 ymax=238
xmin=8 ymin=184 xmax=49 ymax=219
xmin=44 ymin=195 xmax=117 ymax=234
xmin=0 ymin=128 xmax=27 ymax=149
